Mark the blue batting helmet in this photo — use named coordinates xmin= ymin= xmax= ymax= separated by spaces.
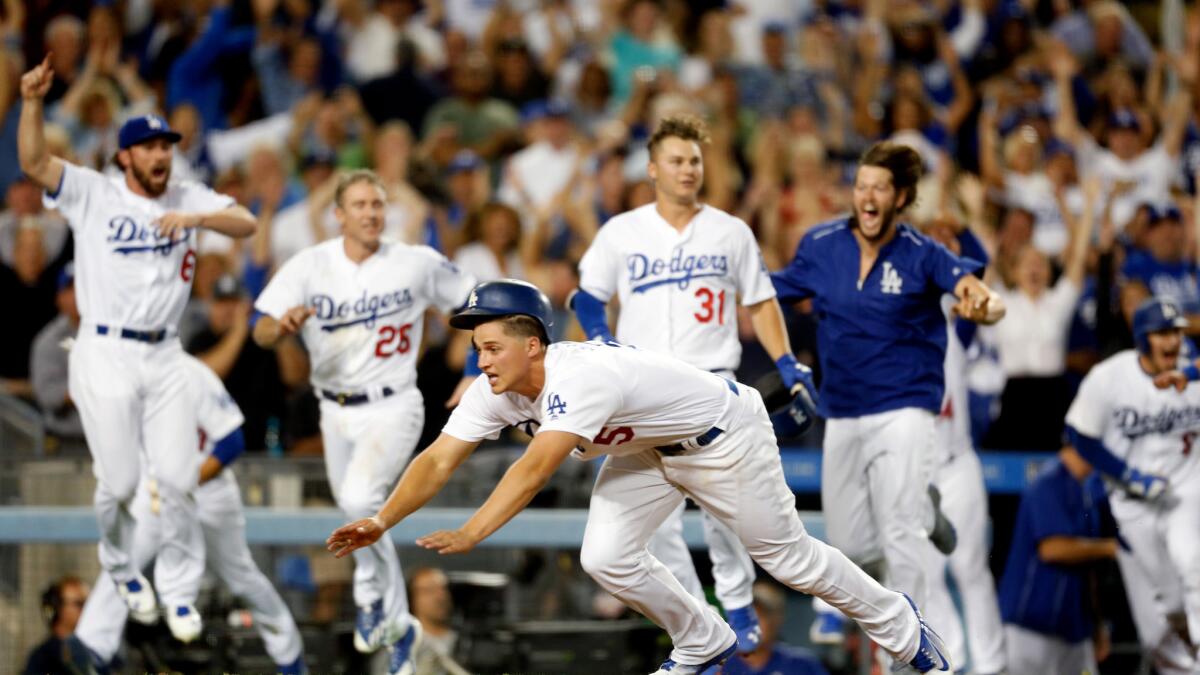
xmin=450 ymin=279 xmax=554 ymax=342
xmin=1132 ymin=297 xmax=1188 ymax=354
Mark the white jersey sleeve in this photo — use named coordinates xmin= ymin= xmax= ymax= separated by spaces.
xmin=175 ymin=179 xmax=236 ymax=213
xmin=421 ymin=248 xmax=477 ymax=314
xmin=731 ymin=218 xmax=775 ymax=306
xmin=43 ymin=163 xmax=110 ymax=230
xmin=182 ymin=356 xmax=245 ymax=447
xmin=1065 ymin=360 xmax=1115 ymax=438
xmin=577 ymin=222 xmax=620 ymax=302
xmin=443 ymin=375 xmax=518 ymax=442
xmin=255 ymin=250 xmax=310 ymax=319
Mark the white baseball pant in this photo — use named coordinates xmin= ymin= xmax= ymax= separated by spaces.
xmin=922 ymin=450 xmax=1006 ymax=674
xmin=1003 ymin=624 xmax=1097 ymax=675
xmin=70 ymin=331 xmax=204 ymax=607
xmin=579 ymin=384 xmax=922 ymax=667
xmin=320 ymin=387 xmax=424 ymax=640
xmin=76 ymin=471 xmax=303 ymax=665
xmin=1111 ymin=478 xmax=1200 ymax=670
xmin=1116 ymin=546 xmax=1196 ymax=675
xmin=646 ymin=505 xmax=757 ymax=609
xmin=822 ymin=408 xmax=937 ymax=608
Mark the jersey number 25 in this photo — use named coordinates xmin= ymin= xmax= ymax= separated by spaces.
xmin=375 ymin=323 xmax=413 ymax=357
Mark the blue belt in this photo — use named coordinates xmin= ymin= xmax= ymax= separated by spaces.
xmin=96 ymin=325 xmax=169 ymax=344
xmin=320 ymin=387 xmax=395 ymax=407
xmin=658 ymin=379 xmax=738 ymax=455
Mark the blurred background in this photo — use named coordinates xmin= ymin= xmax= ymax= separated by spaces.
xmin=0 ymin=0 xmax=1197 ymax=672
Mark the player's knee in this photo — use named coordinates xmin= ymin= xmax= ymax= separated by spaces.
xmin=95 ymin=478 xmax=137 ymax=505
xmin=579 ymin=538 xmax=629 ymax=588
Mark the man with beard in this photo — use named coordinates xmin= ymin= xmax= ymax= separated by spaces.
xmin=18 ymin=55 xmax=257 ymax=643
xmin=770 ymin=142 xmax=1004 ymax=654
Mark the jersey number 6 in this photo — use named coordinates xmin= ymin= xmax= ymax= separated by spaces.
xmin=375 ymin=323 xmax=413 ymax=357
xmin=694 ymin=288 xmax=726 ymax=324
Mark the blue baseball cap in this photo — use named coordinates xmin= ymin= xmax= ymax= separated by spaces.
xmin=1043 ymin=137 xmax=1074 ymax=159
xmin=446 ymin=150 xmax=483 ymax=174
xmin=118 ymin=114 xmax=182 ymax=149
xmin=57 ymin=261 xmax=74 ymax=291
xmin=1144 ymin=202 xmax=1183 ymax=223
xmin=1108 ymin=109 xmax=1141 ymax=132
xmin=520 ymin=99 xmax=571 ymax=125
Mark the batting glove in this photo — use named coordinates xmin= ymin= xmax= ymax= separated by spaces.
xmin=776 ymin=354 xmax=819 ymax=408
xmin=1122 ymin=468 xmax=1167 ymax=501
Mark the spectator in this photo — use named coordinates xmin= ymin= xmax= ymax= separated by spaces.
xmin=998 ymin=447 xmax=1117 ymax=674
xmin=252 ymin=31 xmax=325 ymax=117
xmin=498 ymin=100 xmax=583 ymax=237
xmin=423 ymin=51 xmax=521 ymax=160
xmin=41 ymin=15 xmax=86 ymax=106
xmin=0 ymin=221 xmax=71 ymax=401
xmin=258 ymin=149 xmax=337 ymax=268
xmin=724 ymin=582 xmax=830 ymax=675
xmin=982 ymin=180 xmax=1096 ymax=451
xmin=408 ymin=567 xmax=469 ymax=675
xmin=730 ymin=22 xmax=820 ymax=121
xmin=0 ymin=176 xmax=70 ymax=269
xmin=568 ymin=59 xmax=614 ymax=137
xmin=1051 ymin=0 xmax=1154 ymax=77
xmin=22 ymin=576 xmax=89 ymax=675
xmin=166 ymin=3 xmax=256 ymax=131
xmin=435 ymin=149 xmax=491 ymax=256
xmin=490 ymin=37 xmax=550 ymax=108
xmin=343 ymin=0 xmax=445 ymax=83
xmin=30 ymin=262 xmax=84 ymax=443
xmin=186 ymin=274 xmax=301 ymax=452
xmin=453 ymin=202 xmax=528 ymax=282
xmin=1119 ymin=204 xmax=1200 ymax=323
xmin=606 ymin=0 xmax=682 ymax=106
xmin=358 ymin=37 xmax=440 ymax=135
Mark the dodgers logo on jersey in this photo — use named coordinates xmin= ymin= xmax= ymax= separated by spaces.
xmin=546 ymin=393 xmax=567 ymax=420
xmin=880 ymin=262 xmax=903 ymax=294
xmin=627 ymin=249 xmax=728 ymax=293
xmin=313 ymin=288 xmax=415 ymax=331
xmin=1112 ymin=405 xmax=1200 ymax=439
xmin=107 ymin=216 xmax=190 ymax=256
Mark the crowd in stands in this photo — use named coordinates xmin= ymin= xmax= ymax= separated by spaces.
xmin=0 ymin=0 xmax=1194 ymax=459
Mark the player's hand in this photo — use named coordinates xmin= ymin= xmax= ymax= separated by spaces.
xmin=279 ymin=305 xmax=315 ymax=335
xmin=20 ymin=54 xmax=54 ymax=100
xmin=775 ymin=354 xmax=819 ymax=406
xmin=1122 ymin=468 xmax=1167 ymax=501
xmin=416 ymin=528 xmax=479 ymax=555
xmin=1154 ymin=369 xmax=1191 ymax=392
xmin=155 ymin=212 xmax=202 ymax=240
xmin=326 ymin=515 xmax=386 ymax=558
xmin=444 ymin=376 xmax=473 ymax=409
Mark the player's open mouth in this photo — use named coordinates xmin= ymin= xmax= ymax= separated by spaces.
xmin=486 ymin=374 xmax=498 ymax=385
xmin=151 ymin=167 xmax=168 ymax=179
xmin=858 ymin=205 xmax=880 ymax=227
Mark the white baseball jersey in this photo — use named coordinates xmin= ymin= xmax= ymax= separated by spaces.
xmin=44 ymin=162 xmax=235 ymax=330
xmin=578 ymin=203 xmax=776 ymax=372
xmin=1066 ymin=350 xmax=1200 ymax=484
xmin=255 ymin=237 xmax=476 ymax=392
xmin=444 ymin=341 xmax=740 ymax=460
xmin=183 ymin=353 xmax=245 ymax=497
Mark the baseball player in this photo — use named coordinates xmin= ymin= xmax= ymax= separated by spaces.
xmin=71 ymin=354 xmax=305 ymax=674
xmin=771 ymin=142 xmax=1004 ymax=618
xmin=571 ymin=114 xmax=817 ymax=652
xmin=326 ymin=280 xmax=953 ymax=674
xmin=1067 ymin=297 xmax=1200 ymax=671
xmin=18 ymin=56 xmax=257 ymax=641
xmin=252 ymin=169 xmax=476 ymax=675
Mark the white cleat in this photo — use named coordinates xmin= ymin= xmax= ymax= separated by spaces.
xmin=116 ymin=574 xmax=158 ymax=625
xmin=166 ymin=604 xmax=203 ymax=643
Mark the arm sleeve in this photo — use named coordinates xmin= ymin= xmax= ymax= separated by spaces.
xmin=924 ymin=240 xmax=983 ymax=294
xmin=1066 ymin=425 xmax=1130 ymax=481
xmin=771 ymin=238 xmax=818 ymax=302
xmin=733 ymin=219 xmax=776 ymax=306
xmin=211 ymin=427 xmax=246 ymax=467
xmin=424 ymin=250 xmax=477 ymax=314
xmin=180 ymin=180 xmax=237 ymax=213
xmin=570 ymin=289 xmax=613 ymax=341
xmin=41 ymin=163 xmax=108 ymax=231
xmin=577 ymin=225 xmax=620 ymax=302
xmin=956 ymin=229 xmax=989 ymax=272
xmin=254 ymin=254 xmax=308 ymax=318
xmin=441 ymin=375 xmax=514 ymax=442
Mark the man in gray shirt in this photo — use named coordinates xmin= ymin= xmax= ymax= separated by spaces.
xmin=30 ymin=263 xmax=83 ymax=443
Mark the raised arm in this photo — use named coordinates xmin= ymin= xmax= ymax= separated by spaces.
xmin=327 ymin=432 xmax=484 ymax=557
xmin=415 ymin=431 xmax=578 ymax=554
xmin=17 ymin=55 xmax=66 ymax=193
xmin=1049 ymin=42 xmax=1085 ymax=147
xmin=1059 ymin=177 xmax=1099 ymax=287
